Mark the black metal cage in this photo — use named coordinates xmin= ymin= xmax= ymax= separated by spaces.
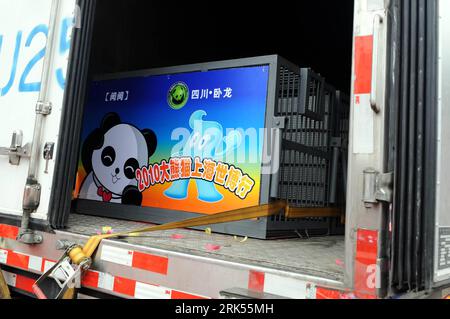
xmin=268 ymin=58 xmax=349 ymax=237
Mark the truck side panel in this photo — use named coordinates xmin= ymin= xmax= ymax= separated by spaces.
xmin=0 ymin=0 xmax=76 ymax=220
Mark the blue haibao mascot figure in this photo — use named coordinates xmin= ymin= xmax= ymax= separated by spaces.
xmin=164 ymin=110 xmax=242 ymax=202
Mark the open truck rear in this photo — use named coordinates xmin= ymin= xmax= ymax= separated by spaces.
xmin=0 ymin=0 xmax=450 ymax=299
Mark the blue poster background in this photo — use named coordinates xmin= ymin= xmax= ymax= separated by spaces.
xmin=77 ymin=65 xmax=270 ymax=213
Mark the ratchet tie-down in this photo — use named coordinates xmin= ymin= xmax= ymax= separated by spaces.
xmin=32 ymin=201 xmax=291 ymax=299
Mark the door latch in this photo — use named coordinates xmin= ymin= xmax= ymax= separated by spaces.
xmin=43 ymin=142 xmax=55 ymax=174
xmin=363 ymin=168 xmax=393 ymax=206
xmin=0 ymin=131 xmax=31 ymax=165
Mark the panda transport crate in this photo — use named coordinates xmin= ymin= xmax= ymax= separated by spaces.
xmin=73 ymin=55 xmax=349 ymax=239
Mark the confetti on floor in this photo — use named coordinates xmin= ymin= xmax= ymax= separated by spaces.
xmin=205 ymin=244 xmax=221 ymax=252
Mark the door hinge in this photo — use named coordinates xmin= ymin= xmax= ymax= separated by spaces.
xmin=0 ymin=131 xmax=31 ymax=165
xmin=363 ymin=168 xmax=393 ymax=206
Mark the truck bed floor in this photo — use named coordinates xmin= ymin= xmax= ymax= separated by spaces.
xmin=67 ymin=214 xmax=345 ymax=282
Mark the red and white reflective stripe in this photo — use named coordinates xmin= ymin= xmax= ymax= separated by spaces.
xmin=0 ymin=224 xmax=19 ymax=240
xmin=248 ymin=270 xmax=265 ymax=292
xmin=248 ymin=271 xmax=316 ymax=299
xmin=0 ymin=223 xmax=170 ymax=276
xmin=353 ymin=33 xmax=376 ymax=155
xmin=354 ymin=229 xmax=379 ymax=297
xmin=247 ymin=271 xmax=377 ymax=300
xmin=0 ymin=248 xmax=56 ymax=273
xmin=354 ymin=35 xmax=374 ymax=95
xmin=82 ymin=270 xmax=208 ymax=299
xmin=315 ymin=286 xmax=377 ymax=300
xmin=1 ymin=270 xmax=35 ymax=294
xmin=0 ymin=247 xmax=207 ymax=299
xmin=100 ymin=245 xmax=169 ymax=275
xmin=315 ymin=287 xmax=352 ymax=299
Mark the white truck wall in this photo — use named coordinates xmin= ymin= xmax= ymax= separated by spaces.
xmin=0 ymin=0 xmax=76 ymax=220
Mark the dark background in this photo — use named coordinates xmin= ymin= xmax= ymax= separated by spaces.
xmin=89 ymin=0 xmax=354 ymax=92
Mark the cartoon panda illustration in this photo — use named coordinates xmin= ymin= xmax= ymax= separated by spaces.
xmin=78 ymin=113 xmax=157 ymax=206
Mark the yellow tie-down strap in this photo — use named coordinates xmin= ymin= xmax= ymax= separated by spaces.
xmin=69 ymin=202 xmax=343 ymax=265
xmin=69 ymin=201 xmax=288 ymax=265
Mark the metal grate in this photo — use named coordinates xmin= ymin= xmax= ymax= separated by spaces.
xmin=269 ymin=61 xmax=350 ymax=236
xmin=299 ymin=68 xmax=326 ymax=120
xmin=333 ymin=91 xmax=350 ymax=207
xmin=275 ymin=65 xmax=343 ymax=209
xmin=271 ymin=63 xmax=349 ymax=236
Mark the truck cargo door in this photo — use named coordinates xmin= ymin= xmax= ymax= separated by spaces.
xmin=0 ymin=0 xmax=77 ymax=225
xmin=433 ymin=0 xmax=450 ymax=287
xmin=387 ymin=0 xmax=450 ymax=293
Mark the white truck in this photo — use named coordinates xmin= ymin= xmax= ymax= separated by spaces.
xmin=0 ymin=0 xmax=450 ymax=299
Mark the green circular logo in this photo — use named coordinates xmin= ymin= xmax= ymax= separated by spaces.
xmin=168 ymin=82 xmax=189 ymax=110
